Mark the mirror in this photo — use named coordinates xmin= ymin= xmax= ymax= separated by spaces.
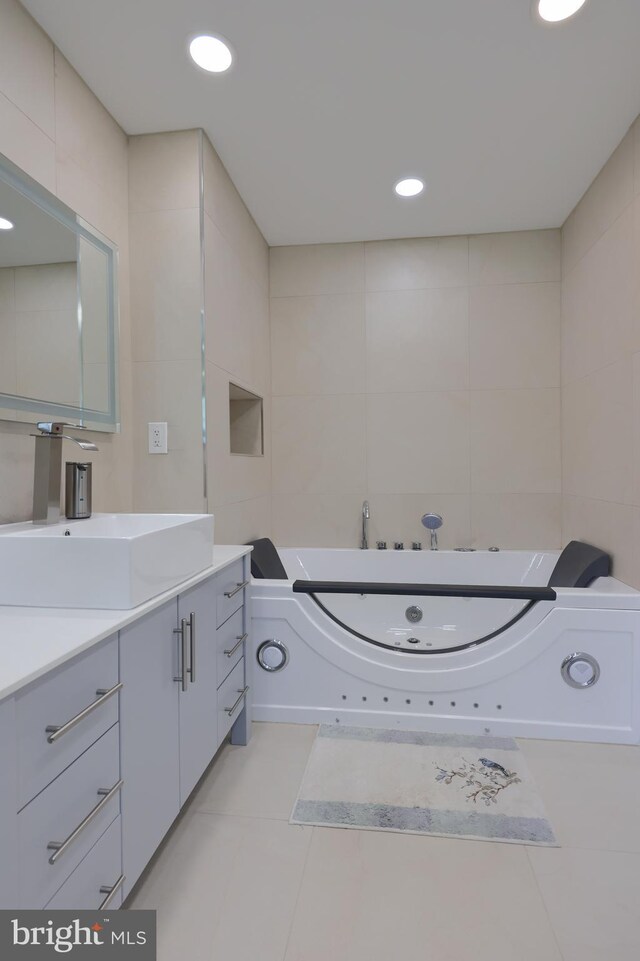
xmin=0 ymin=153 xmax=119 ymax=432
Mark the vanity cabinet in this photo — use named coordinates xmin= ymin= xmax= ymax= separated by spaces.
xmin=5 ymin=634 xmax=123 ymax=911
xmin=16 ymin=636 xmax=119 ymax=808
xmin=119 ymin=553 xmax=251 ymax=899
xmin=119 ymin=600 xmax=181 ymax=897
xmin=0 ymin=548 xmax=251 ymax=910
xmin=18 ymin=725 xmax=121 ymax=908
xmin=177 ymin=581 xmax=220 ymax=803
xmin=0 ymin=698 xmax=18 ymax=911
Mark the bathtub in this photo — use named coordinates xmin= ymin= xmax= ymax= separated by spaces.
xmin=250 ymin=547 xmax=640 ymax=743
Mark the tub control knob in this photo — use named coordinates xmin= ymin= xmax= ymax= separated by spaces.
xmin=394 ymin=542 xmax=404 ymax=550
xmin=412 ymin=542 xmax=422 ymax=551
xmin=376 ymin=541 xmax=387 ymax=550
xmin=561 ymin=652 xmax=600 ymax=689
xmin=257 ymin=639 xmax=289 ymax=673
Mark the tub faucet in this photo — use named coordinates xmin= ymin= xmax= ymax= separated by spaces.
xmin=361 ymin=500 xmax=370 ymax=550
xmin=32 ymin=422 xmax=98 ymax=526
xmin=421 ymin=512 xmax=443 ymax=551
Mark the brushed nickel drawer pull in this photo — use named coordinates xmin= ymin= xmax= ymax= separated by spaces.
xmin=225 ymin=686 xmax=249 ymax=717
xmin=45 ymin=682 xmax=123 ymax=744
xmin=47 ymin=779 xmax=124 ymax=865
xmin=99 ymin=874 xmax=126 ymax=909
xmin=189 ymin=611 xmax=196 ymax=684
xmin=223 ymin=580 xmax=249 ymax=599
xmin=224 ymin=634 xmax=248 ymax=658
xmin=173 ymin=618 xmax=189 ymax=692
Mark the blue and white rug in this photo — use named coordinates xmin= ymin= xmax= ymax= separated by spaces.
xmin=291 ymin=725 xmax=557 ymax=846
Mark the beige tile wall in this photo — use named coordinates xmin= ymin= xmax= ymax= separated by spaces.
xmin=128 ymin=130 xmax=271 ymax=539
xmin=0 ymin=0 xmax=132 ymax=523
xmin=128 ymin=130 xmax=206 ymax=513
xmin=202 ymin=135 xmax=271 ymax=543
xmin=270 ymin=230 xmax=562 ymax=549
xmin=561 ymin=116 xmax=640 ymax=588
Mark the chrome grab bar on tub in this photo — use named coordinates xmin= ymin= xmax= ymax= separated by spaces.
xmin=292 ymin=581 xmax=557 ymax=602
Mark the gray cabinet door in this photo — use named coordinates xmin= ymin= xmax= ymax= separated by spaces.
xmin=0 ymin=697 xmax=18 ymax=909
xmin=119 ymin=599 xmax=180 ymax=898
xmin=178 ymin=578 xmax=219 ymax=804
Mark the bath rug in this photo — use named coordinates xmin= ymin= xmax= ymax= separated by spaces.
xmin=291 ymin=725 xmax=557 ymax=846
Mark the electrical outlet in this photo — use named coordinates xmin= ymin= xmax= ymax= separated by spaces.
xmin=148 ymin=422 xmax=168 ymax=454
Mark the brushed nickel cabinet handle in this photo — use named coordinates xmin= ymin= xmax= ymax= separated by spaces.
xmin=189 ymin=611 xmax=196 ymax=684
xmin=99 ymin=874 xmax=126 ymax=910
xmin=224 ymin=633 xmax=247 ymax=658
xmin=173 ymin=618 xmax=189 ymax=692
xmin=225 ymin=686 xmax=249 ymax=717
xmin=223 ymin=580 xmax=249 ymax=599
xmin=45 ymin=682 xmax=123 ymax=744
xmin=47 ymin=779 xmax=123 ymax=865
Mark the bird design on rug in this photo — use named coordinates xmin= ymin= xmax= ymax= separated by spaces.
xmin=435 ymin=756 xmax=521 ymax=806
xmin=478 ymin=757 xmax=513 ymax=778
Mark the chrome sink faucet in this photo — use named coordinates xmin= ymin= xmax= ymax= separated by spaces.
xmin=361 ymin=500 xmax=370 ymax=550
xmin=32 ymin=422 xmax=98 ymax=526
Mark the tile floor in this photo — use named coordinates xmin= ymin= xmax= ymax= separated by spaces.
xmin=128 ymin=723 xmax=640 ymax=961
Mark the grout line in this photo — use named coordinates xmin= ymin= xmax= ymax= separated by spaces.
xmin=280 ymin=826 xmax=315 ymax=961
xmin=524 ymin=847 xmax=567 ymax=961
xmin=270 ymin=387 xmax=561 ymax=399
xmin=52 ymin=48 xmax=58 ymax=195
xmin=269 ymin=278 xmax=559 ymax=301
xmin=362 ymin=283 xmax=370 ymax=512
xmin=191 ymin=807 xmax=302 ymax=824
xmin=465 ymin=244 xmax=473 ymax=545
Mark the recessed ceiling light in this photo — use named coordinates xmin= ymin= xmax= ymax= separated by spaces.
xmin=188 ymin=34 xmax=233 ymax=73
xmin=536 ymin=0 xmax=588 ymax=23
xmin=394 ymin=178 xmax=425 ymax=198
xmin=0 ymin=217 xmax=14 ymax=230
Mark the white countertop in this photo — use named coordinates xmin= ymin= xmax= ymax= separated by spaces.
xmin=0 ymin=545 xmax=251 ymax=703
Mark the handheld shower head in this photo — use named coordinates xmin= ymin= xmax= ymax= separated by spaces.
xmin=421 ymin=512 xmax=443 ymax=530
xmin=421 ymin=512 xmax=443 ymax=550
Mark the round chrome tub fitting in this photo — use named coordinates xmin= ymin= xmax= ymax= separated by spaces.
xmin=406 ymin=605 xmax=423 ymax=623
xmin=257 ymin=639 xmax=289 ymax=673
xmin=561 ymin=652 xmax=600 ymax=689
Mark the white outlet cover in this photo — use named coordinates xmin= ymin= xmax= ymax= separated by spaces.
xmin=148 ymin=421 xmax=168 ymax=454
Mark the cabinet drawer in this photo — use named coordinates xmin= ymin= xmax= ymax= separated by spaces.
xmin=45 ymin=817 xmax=123 ymax=910
xmin=216 ymin=607 xmax=245 ymax=687
xmin=216 ymin=559 xmax=247 ymax=627
xmin=217 ymin=657 xmax=247 ymax=745
xmin=17 ymin=635 xmax=119 ymax=808
xmin=18 ymin=724 xmax=121 ymax=908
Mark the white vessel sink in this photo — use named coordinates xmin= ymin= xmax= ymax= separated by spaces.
xmin=0 ymin=513 xmax=214 ymax=609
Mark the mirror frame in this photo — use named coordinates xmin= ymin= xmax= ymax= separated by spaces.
xmin=0 ymin=152 xmax=120 ymax=432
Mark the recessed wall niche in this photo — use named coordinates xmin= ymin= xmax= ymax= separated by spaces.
xmin=229 ymin=383 xmax=264 ymax=456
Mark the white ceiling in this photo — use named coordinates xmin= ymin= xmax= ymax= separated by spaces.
xmin=22 ymin=0 xmax=640 ymax=246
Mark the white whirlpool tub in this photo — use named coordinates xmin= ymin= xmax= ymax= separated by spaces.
xmin=250 ymin=547 xmax=640 ymax=744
